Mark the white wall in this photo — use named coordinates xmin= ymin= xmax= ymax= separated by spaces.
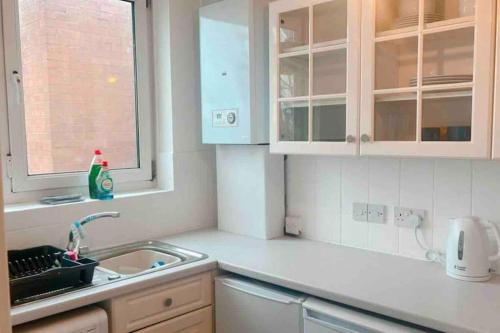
xmin=3 ymin=0 xmax=217 ymax=250
xmin=0 ymin=169 xmax=11 ymax=332
xmin=287 ymin=156 xmax=500 ymax=266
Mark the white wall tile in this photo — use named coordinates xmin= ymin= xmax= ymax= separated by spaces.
xmin=341 ymin=214 xmax=368 ymax=249
xmin=286 ymin=156 xmax=316 ymax=239
xmin=368 ymin=159 xmax=400 ymax=254
xmin=433 ymin=160 xmax=472 ymax=252
xmin=286 ymin=154 xmax=500 ymax=264
xmin=472 ymin=161 xmax=500 ymax=221
xmin=341 ymin=158 xmax=369 ymax=214
xmin=340 ymin=159 xmax=369 ymax=248
xmin=397 ymin=159 xmax=435 ymax=258
xmin=315 ymin=157 xmax=342 ymax=243
xmin=471 ymin=161 xmax=500 ymax=271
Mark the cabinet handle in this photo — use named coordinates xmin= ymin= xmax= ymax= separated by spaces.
xmin=164 ymin=298 xmax=173 ymax=307
xmin=346 ymin=135 xmax=355 ymax=143
xmin=361 ymin=134 xmax=371 ymax=143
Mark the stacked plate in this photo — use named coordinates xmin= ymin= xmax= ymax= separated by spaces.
xmin=409 ymin=74 xmax=473 ymax=87
xmin=393 ymin=13 xmax=443 ymax=29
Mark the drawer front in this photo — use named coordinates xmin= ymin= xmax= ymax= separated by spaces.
xmin=110 ymin=272 xmax=212 ymax=332
xmin=135 ymin=306 xmax=213 ymax=333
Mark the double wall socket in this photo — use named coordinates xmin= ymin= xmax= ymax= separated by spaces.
xmin=394 ymin=207 xmax=426 ymax=228
xmin=354 ymin=203 xmax=425 ymax=227
xmin=353 ymin=203 xmax=386 ymax=224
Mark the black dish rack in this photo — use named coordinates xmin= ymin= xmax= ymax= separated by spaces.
xmin=8 ymin=245 xmax=98 ymax=305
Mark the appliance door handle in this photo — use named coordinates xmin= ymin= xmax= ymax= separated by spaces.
xmin=220 ymin=280 xmax=294 ymax=305
xmin=303 ymin=309 xmax=377 ymax=333
xmin=486 ymin=221 xmax=500 ymax=261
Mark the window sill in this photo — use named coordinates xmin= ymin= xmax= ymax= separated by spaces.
xmin=4 ymin=187 xmax=172 ymax=214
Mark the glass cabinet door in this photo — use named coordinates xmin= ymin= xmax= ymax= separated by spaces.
xmin=270 ymin=0 xmax=361 ymax=155
xmin=360 ymin=0 xmax=494 ymax=158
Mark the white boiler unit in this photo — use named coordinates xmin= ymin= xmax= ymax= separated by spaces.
xmin=199 ymin=0 xmax=269 ymax=144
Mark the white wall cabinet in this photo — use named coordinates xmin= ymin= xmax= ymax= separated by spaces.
xmin=270 ymin=0 xmax=496 ymax=158
xmin=360 ymin=0 xmax=495 ymax=158
xmin=269 ymin=0 xmax=361 ymax=155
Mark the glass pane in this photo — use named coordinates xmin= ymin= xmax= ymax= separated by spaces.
xmin=313 ymin=99 xmax=346 ymax=142
xmin=280 ymin=8 xmax=309 ymax=53
xmin=18 ymin=0 xmax=138 ymax=175
xmin=313 ymin=0 xmax=347 ymax=45
xmin=422 ymin=27 xmax=474 ymax=86
xmin=426 ymin=0 xmax=475 ymax=25
xmin=422 ymin=89 xmax=472 ymax=141
xmin=374 ymin=93 xmax=417 ymax=141
xmin=376 ymin=0 xmax=419 ymax=33
xmin=313 ymin=49 xmax=346 ymax=95
xmin=280 ymin=55 xmax=309 ymax=98
xmin=280 ymin=101 xmax=309 ymax=141
xmin=375 ymin=37 xmax=418 ymax=89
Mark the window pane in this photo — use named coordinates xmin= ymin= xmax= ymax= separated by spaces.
xmin=312 ymin=99 xmax=346 ymax=142
xmin=313 ymin=0 xmax=347 ymax=45
xmin=374 ymin=93 xmax=417 ymax=141
xmin=375 ymin=37 xmax=418 ymax=90
xmin=279 ymin=55 xmax=309 ymax=98
xmin=279 ymin=100 xmax=309 ymax=142
xmin=279 ymin=8 xmax=309 ymax=53
xmin=422 ymin=27 xmax=474 ymax=85
xmin=422 ymin=89 xmax=472 ymax=141
xmin=18 ymin=0 xmax=138 ymax=175
xmin=313 ymin=49 xmax=347 ymax=95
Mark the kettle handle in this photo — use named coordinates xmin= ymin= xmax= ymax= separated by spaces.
xmin=485 ymin=221 xmax=500 ymax=262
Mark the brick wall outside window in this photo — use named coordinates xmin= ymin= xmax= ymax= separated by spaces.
xmin=19 ymin=0 xmax=138 ymax=175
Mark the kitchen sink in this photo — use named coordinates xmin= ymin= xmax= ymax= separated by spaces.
xmin=98 ymin=249 xmax=182 ymax=275
xmin=87 ymin=240 xmax=208 ymax=279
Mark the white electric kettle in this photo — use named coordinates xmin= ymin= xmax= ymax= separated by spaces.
xmin=446 ymin=217 xmax=500 ymax=282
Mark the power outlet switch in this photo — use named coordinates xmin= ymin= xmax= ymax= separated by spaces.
xmin=394 ymin=207 xmax=426 ymax=228
xmin=368 ymin=204 xmax=386 ymax=224
xmin=353 ymin=203 xmax=368 ymax=222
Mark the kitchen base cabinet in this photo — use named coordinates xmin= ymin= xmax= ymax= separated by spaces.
xmin=134 ymin=306 xmax=212 ymax=333
xmin=303 ymin=298 xmax=427 ymax=333
xmin=215 ymin=275 xmax=305 ymax=333
xmin=102 ymin=272 xmax=213 ymax=333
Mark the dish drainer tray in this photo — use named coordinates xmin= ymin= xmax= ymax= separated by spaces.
xmin=8 ymin=245 xmax=98 ymax=305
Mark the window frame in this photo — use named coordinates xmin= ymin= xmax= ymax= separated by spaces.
xmin=1 ymin=0 xmax=154 ymax=193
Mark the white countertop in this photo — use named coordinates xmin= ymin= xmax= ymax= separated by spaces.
xmin=165 ymin=229 xmax=500 ymax=333
xmin=11 ymin=228 xmax=500 ymax=332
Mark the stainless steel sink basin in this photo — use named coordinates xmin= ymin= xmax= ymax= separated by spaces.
xmin=87 ymin=240 xmax=207 ymax=279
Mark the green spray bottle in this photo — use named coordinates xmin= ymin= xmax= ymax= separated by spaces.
xmin=88 ymin=149 xmax=102 ymax=199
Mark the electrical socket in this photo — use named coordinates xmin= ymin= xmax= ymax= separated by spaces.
xmin=367 ymin=204 xmax=386 ymax=224
xmin=353 ymin=203 xmax=368 ymax=222
xmin=394 ymin=207 xmax=426 ymax=228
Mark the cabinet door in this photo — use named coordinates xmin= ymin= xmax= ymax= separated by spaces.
xmin=135 ymin=306 xmax=213 ymax=333
xmin=269 ymin=0 xmax=361 ymax=155
xmin=106 ymin=272 xmax=212 ymax=332
xmin=360 ymin=0 xmax=495 ymax=158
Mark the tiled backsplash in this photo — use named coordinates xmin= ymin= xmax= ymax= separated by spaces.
xmin=286 ymin=156 xmax=500 ymax=264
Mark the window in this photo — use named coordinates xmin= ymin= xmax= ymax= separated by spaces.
xmin=2 ymin=0 xmax=153 ymax=193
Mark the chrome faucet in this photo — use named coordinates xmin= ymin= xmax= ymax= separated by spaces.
xmin=67 ymin=212 xmax=120 ymax=252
